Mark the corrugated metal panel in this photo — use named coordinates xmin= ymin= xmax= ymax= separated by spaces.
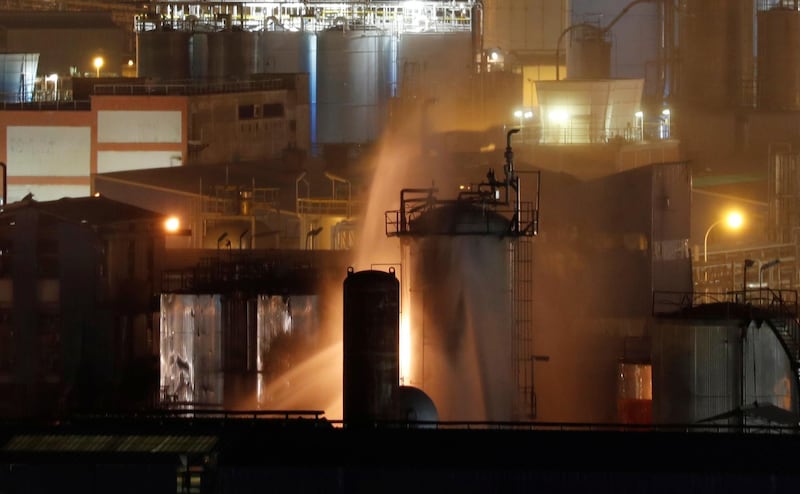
xmin=653 ymin=317 xmax=795 ymax=424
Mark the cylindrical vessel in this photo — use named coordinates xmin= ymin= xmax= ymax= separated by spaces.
xmin=652 ymin=314 xmax=795 ymax=424
xmin=316 ymin=29 xmax=396 ymax=144
xmin=678 ymin=0 xmax=752 ymax=109
xmin=260 ymin=31 xmax=317 ymax=142
xmin=189 ymin=32 xmax=209 ymax=80
xmin=0 ymin=53 xmax=38 ymax=102
xmin=342 ymin=267 xmax=400 ymax=425
xmin=403 ymin=203 xmax=515 ymax=422
xmin=617 ymin=360 xmax=653 ymax=424
xmin=757 ymin=9 xmax=800 ymax=110
xmin=137 ymin=31 xmax=192 ymax=81
xmin=207 ymin=30 xmax=262 ymax=81
xmin=566 ymin=25 xmax=610 ymax=80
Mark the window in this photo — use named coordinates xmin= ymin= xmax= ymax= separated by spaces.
xmin=263 ymin=103 xmax=284 ymax=118
xmin=238 ymin=104 xmax=256 ymax=120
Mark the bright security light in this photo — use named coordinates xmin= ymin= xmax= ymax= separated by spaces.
xmin=725 ymin=211 xmax=744 ymax=229
xmin=93 ymin=56 xmax=104 ymax=77
xmin=703 ymin=211 xmax=745 ymax=262
xmin=164 ymin=216 xmax=180 ymax=233
xmin=548 ymin=108 xmax=570 ymax=125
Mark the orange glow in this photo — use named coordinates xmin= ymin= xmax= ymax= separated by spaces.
xmin=399 ymin=310 xmax=411 ymax=385
xmin=164 ymin=216 xmax=180 ymax=233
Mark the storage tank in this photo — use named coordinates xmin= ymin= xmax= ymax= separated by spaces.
xmin=617 ymin=359 xmax=652 ymax=424
xmin=402 ymin=202 xmax=515 ymax=422
xmin=566 ymin=24 xmax=611 ymax=80
xmin=652 ymin=309 xmax=796 ymax=425
xmin=316 ymin=28 xmax=396 ymax=144
xmin=0 ymin=53 xmax=38 ymax=102
xmin=189 ymin=32 xmax=209 ymax=80
xmin=261 ymin=31 xmax=317 ymax=140
xmin=678 ymin=0 xmax=753 ymax=109
xmin=207 ymin=30 xmax=262 ymax=81
xmin=137 ymin=31 xmax=192 ymax=81
xmin=757 ymin=9 xmax=800 ymax=111
xmin=342 ymin=267 xmax=400 ymax=425
xmin=260 ymin=31 xmax=316 ymax=74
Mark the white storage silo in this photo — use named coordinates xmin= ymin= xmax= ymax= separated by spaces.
xmin=316 ymin=28 xmax=397 ymax=144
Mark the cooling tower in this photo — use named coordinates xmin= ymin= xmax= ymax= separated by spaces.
xmin=342 ymin=267 xmax=400 ymax=425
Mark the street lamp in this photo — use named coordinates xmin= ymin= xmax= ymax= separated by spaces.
xmin=93 ymin=56 xmax=104 ymax=78
xmin=703 ymin=211 xmax=744 ymax=262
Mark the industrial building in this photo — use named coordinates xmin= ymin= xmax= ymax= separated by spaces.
xmin=0 ymin=0 xmax=798 ymax=491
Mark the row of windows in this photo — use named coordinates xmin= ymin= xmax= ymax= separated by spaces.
xmin=238 ymin=103 xmax=285 ymax=120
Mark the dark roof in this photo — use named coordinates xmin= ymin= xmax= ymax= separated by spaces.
xmin=2 ymin=195 xmax=164 ymax=226
xmin=0 ymin=11 xmax=120 ymax=30
xmin=96 ymin=159 xmax=364 ymax=211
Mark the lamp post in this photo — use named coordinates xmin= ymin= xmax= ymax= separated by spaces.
xmin=703 ymin=211 xmax=744 ymax=262
xmin=93 ymin=56 xmax=104 ymax=78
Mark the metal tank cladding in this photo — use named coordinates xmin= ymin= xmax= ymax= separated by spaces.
xmin=316 ymin=27 xmax=396 ymax=144
xmin=678 ymin=0 xmax=753 ymax=109
xmin=207 ymin=30 xmax=262 ymax=80
xmin=0 ymin=53 xmax=38 ymax=102
xmin=565 ymin=24 xmax=611 ymax=80
xmin=137 ymin=30 xmax=192 ymax=81
xmin=260 ymin=31 xmax=316 ymax=74
xmin=342 ymin=267 xmax=400 ymax=425
xmin=403 ymin=202 xmax=515 ymax=422
xmin=757 ymin=8 xmax=800 ymax=111
xmin=652 ymin=311 xmax=796 ymax=425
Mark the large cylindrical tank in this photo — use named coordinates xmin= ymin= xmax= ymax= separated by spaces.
xmin=757 ymin=9 xmax=800 ymax=111
xmin=678 ymin=0 xmax=753 ymax=109
xmin=316 ymin=29 xmax=396 ymax=144
xmin=342 ymin=267 xmax=400 ymax=425
xmin=189 ymin=32 xmax=209 ymax=80
xmin=137 ymin=31 xmax=192 ymax=81
xmin=260 ymin=31 xmax=316 ymax=74
xmin=207 ymin=30 xmax=262 ymax=81
xmin=260 ymin=31 xmax=317 ymax=141
xmin=652 ymin=313 xmax=796 ymax=425
xmin=402 ymin=203 xmax=515 ymax=422
xmin=566 ymin=25 xmax=610 ymax=80
xmin=0 ymin=53 xmax=38 ymax=102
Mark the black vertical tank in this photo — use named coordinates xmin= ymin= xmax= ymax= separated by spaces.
xmin=342 ymin=266 xmax=399 ymax=426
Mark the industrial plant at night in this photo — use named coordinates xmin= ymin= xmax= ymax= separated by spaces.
xmin=0 ymin=0 xmax=799 ymax=492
